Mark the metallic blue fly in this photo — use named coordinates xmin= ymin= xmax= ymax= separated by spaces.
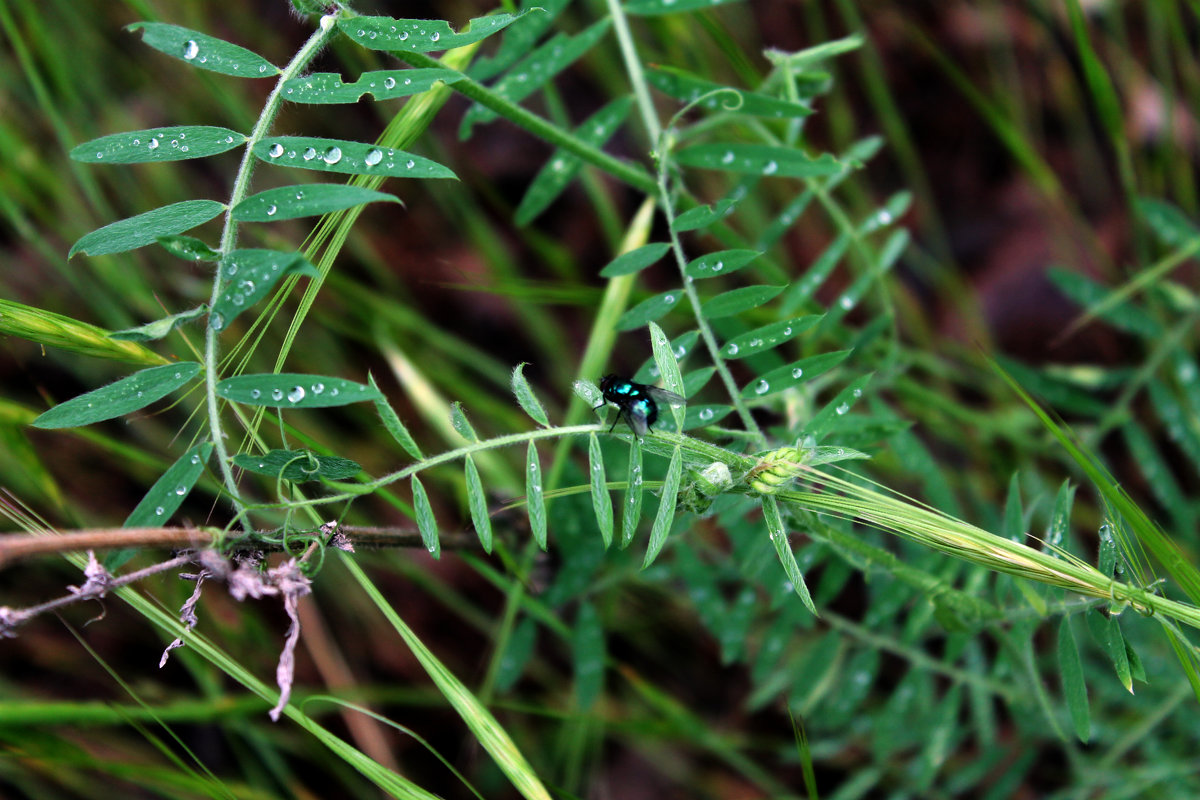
xmin=596 ymin=374 xmax=685 ymax=437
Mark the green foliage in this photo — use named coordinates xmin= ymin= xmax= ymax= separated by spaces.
xmin=7 ymin=2 xmax=1200 ymax=799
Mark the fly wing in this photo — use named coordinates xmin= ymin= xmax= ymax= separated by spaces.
xmin=646 ymin=386 xmax=686 ymax=405
xmin=624 ymin=408 xmax=650 ymax=437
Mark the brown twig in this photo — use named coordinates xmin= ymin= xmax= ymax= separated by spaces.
xmin=0 ymin=525 xmax=485 ymax=568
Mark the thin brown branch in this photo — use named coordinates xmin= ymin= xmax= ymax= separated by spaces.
xmin=0 ymin=525 xmax=485 ymax=568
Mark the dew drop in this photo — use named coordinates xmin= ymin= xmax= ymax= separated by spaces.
xmin=323 ymin=146 xmax=342 ymax=165
xmin=364 ymin=148 xmax=383 ymax=166
xmin=839 ymin=295 xmax=854 ymax=309
xmin=302 ymin=147 xmax=317 ymax=161
xmin=182 ymin=40 xmax=199 ymax=60
xmin=712 ymin=260 xmax=724 ymax=272
xmin=430 ymin=31 xmax=441 ymax=42
xmin=155 ymin=506 xmax=165 ymax=516
xmin=190 ymin=454 xmax=201 ymax=464
xmin=147 ymin=138 xmax=160 ymax=150
xmin=783 ymin=326 xmax=792 ymax=335
xmin=231 ymin=293 xmax=244 ymax=306
xmin=665 ymin=294 xmax=677 ymax=305
xmin=721 ymin=150 xmax=735 ymax=165
xmin=755 ymin=379 xmax=770 ymax=395
xmin=329 ymin=387 xmax=340 ymax=397
xmin=266 ymin=204 xmax=277 ymax=216
xmin=267 ymin=142 xmax=285 ymax=158
xmin=791 ymin=367 xmax=804 ymax=379
xmin=727 ymin=343 xmax=739 ymax=355
xmin=250 ymin=389 xmax=261 ymax=399
xmin=852 ymin=388 xmax=862 ymax=398
xmin=674 ymin=345 xmax=687 ymax=358
xmin=403 ymin=78 xmax=412 ymax=86
xmin=383 ymin=76 xmax=396 ymax=90
xmin=405 ymin=159 xmax=415 ymax=169
xmin=210 ymin=312 xmax=225 ymax=330
xmin=836 ymin=403 xmax=850 ymax=415
xmin=699 ymin=408 xmax=714 ymax=421
xmin=271 ymin=388 xmax=284 ymax=401
xmin=763 ymin=160 xmax=779 ymax=175
xmin=311 ymin=382 xmax=325 ymax=394
xmin=96 ymin=152 xmax=103 ymax=159
xmin=258 ymin=64 xmax=267 ymax=73
xmin=287 ymin=385 xmax=306 ymax=403
xmin=175 ymin=484 xmax=187 ymax=496
xmin=399 ymin=30 xmax=409 ymax=41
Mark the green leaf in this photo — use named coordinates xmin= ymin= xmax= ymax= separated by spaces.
xmin=511 ymin=362 xmax=549 ymax=427
xmin=69 ymin=200 xmax=225 ymax=258
xmin=254 ymin=137 xmax=456 ymax=179
xmin=684 ymin=249 xmax=760 ymax=279
xmin=109 ymin=442 xmax=213 ymax=570
xmin=740 ymin=350 xmax=852 ymax=399
xmin=633 ymin=330 xmax=700 ymax=383
xmin=598 ymin=243 xmax=671 ymax=277
xmin=1047 ymin=268 xmax=1161 ymax=338
xmin=781 ymin=233 xmax=848 ymax=313
xmin=232 ymin=184 xmax=399 ymax=222
xmin=573 ymin=378 xmax=603 ymax=410
xmin=33 ymin=362 xmax=202 ymax=429
xmin=615 ymin=290 xmax=682 ymax=331
xmin=588 ymin=433 xmax=613 ymax=549
xmin=494 ymin=618 xmax=538 ymax=692
xmin=681 ymin=367 xmax=714 ymax=397
xmin=766 ymin=33 xmax=865 ymax=70
xmin=626 ymin=0 xmax=741 ymax=14
xmin=282 ymin=69 xmax=463 ymax=103
xmin=621 ymin=437 xmax=643 ymax=548
xmin=1002 ymin=472 xmax=1024 ymax=542
xmin=71 ymin=126 xmax=246 ymax=164
xmin=464 ymin=455 xmax=492 ymax=554
xmin=215 ymin=374 xmax=381 ymax=408
xmin=233 ymin=449 xmax=362 ymax=482
xmin=646 ymin=65 xmax=812 ymax=118
xmin=859 ymin=191 xmax=912 ymax=234
xmin=702 ymin=284 xmax=785 ymax=320
xmin=1137 ymin=197 xmax=1200 ymax=248
xmin=675 ymin=143 xmax=841 ymax=178
xmin=460 ymin=20 xmax=612 ymax=134
xmin=763 ymin=496 xmax=818 ymax=615
xmin=128 ymin=22 xmax=279 ymax=77
xmin=470 ymin=0 xmax=568 ymax=81
xmin=1058 ymin=616 xmax=1090 ymax=742
xmin=515 ymin=96 xmax=632 ymax=224
xmin=450 ymin=401 xmax=479 ymax=442
xmin=156 ymin=235 xmax=220 ymax=262
xmin=683 ymin=404 xmax=733 ymax=430
xmin=573 ymin=602 xmax=605 ymax=709
xmin=643 ymin=446 xmax=682 ymax=567
xmin=210 ymin=250 xmax=320 ymax=332
xmin=721 ymin=315 xmax=820 ymax=359
xmin=648 ymin=322 xmax=686 ymax=401
xmin=371 ymin=375 xmax=424 ymax=460
xmin=338 ymin=13 xmax=529 ymax=53
xmin=109 ymin=306 xmax=207 ymax=342
xmin=1045 ymin=479 xmax=1076 ymax=553
xmin=526 ymin=442 xmax=547 ymax=550
xmin=412 ymin=475 xmax=439 ymax=558
xmin=804 ymin=374 xmax=872 ymax=441
xmin=673 ymin=198 xmax=738 ymax=232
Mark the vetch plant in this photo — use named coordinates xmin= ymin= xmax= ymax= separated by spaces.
xmin=5 ymin=1 xmax=1200 ymax=796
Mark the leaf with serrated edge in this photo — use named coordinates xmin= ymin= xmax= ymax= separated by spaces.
xmin=33 ymin=362 xmax=201 ymax=428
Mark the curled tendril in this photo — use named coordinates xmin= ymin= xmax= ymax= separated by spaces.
xmin=662 ymin=88 xmax=746 ymax=146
